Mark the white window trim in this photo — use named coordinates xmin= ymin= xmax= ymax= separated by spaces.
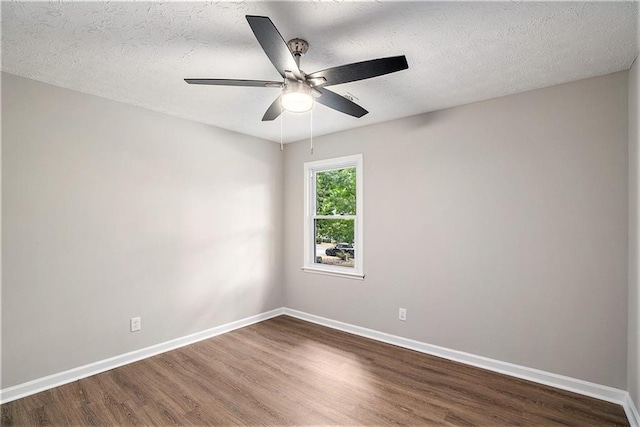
xmin=302 ymin=154 xmax=364 ymax=279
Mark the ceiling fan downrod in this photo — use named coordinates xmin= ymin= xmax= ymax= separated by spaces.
xmin=287 ymin=38 xmax=309 ymax=68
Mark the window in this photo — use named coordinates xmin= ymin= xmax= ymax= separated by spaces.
xmin=303 ymin=154 xmax=364 ymax=279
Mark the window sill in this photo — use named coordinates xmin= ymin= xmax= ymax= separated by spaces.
xmin=301 ymin=266 xmax=365 ymax=280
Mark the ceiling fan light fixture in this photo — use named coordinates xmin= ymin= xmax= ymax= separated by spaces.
xmin=185 ymin=16 xmax=408 ymax=121
xmin=281 ymin=81 xmax=313 ymax=113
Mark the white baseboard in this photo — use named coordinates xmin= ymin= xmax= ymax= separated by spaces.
xmin=626 ymin=393 xmax=640 ymax=427
xmin=0 ymin=308 xmax=284 ymax=404
xmin=2 ymin=306 xmax=638 ymax=427
xmin=283 ymin=308 xmax=639 ymax=427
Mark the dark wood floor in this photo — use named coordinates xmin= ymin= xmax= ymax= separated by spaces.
xmin=1 ymin=315 xmax=630 ymax=426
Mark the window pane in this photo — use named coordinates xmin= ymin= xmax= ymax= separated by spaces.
xmin=316 ymin=168 xmax=356 ymax=215
xmin=314 ymin=219 xmax=355 ymax=268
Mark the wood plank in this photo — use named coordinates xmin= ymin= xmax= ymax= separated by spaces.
xmin=1 ymin=315 xmax=630 ymax=426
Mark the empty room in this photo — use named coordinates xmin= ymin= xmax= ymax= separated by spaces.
xmin=1 ymin=1 xmax=639 ymax=425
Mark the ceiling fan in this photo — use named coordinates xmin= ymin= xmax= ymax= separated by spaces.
xmin=185 ymin=15 xmax=409 ymax=121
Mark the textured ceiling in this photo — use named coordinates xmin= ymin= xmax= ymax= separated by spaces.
xmin=1 ymin=1 xmax=638 ymax=143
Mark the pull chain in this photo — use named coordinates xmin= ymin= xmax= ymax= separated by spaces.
xmin=280 ymin=99 xmax=283 ymax=151
xmin=310 ymin=107 xmax=314 ymax=155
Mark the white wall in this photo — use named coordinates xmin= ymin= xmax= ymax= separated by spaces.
xmin=1 ymin=72 xmax=284 ymax=388
xmin=629 ymin=55 xmax=640 ymax=410
xmin=283 ymin=72 xmax=629 ymax=389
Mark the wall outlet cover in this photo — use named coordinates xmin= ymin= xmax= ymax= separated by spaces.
xmin=130 ymin=317 xmax=141 ymax=332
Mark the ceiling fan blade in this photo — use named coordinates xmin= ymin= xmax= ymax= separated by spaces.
xmin=185 ymin=79 xmax=282 ymax=88
xmin=306 ymin=56 xmax=408 ymax=87
xmin=246 ymin=15 xmax=302 ymax=80
xmin=315 ymin=88 xmax=368 ymax=118
xmin=262 ymin=96 xmax=282 ymax=121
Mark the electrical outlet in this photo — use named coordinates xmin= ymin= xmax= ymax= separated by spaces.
xmin=130 ymin=317 xmax=141 ymax=332
xmin=399 ymin=308 xmax=407 ymax=321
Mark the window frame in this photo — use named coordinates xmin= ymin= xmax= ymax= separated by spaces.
xmin=302 ymin=154 xmax=364 ymax=279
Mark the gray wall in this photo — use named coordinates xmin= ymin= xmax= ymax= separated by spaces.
xmin=2 ymin=69 xmax=632 ymax=394
xmin=283 ymin=72 xmax=629 ymax=389
xmin=629 ymin=56 xmax=640 ymax=409
xmin=1 ymin=73 xmax=284 ymax=388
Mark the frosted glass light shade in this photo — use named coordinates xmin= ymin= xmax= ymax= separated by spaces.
xmin=282 ymin=82 xmax=313 ymax=113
